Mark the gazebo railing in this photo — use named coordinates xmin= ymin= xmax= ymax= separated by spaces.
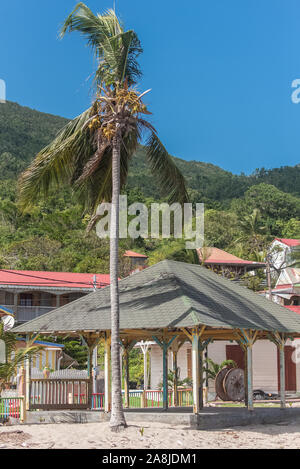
xmin=90 ymin=389 xmax=193 ymax=410
xmin=177 ymin=388 xmax=193 ymax=407
xmin=28 ymin=381 xmax=193 ymax=411
xmin=30 ymin=379 xmax=90 ymax=409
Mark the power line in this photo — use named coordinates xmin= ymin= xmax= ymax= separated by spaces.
xmin=0 ymin=269 xmax=110 ymax=288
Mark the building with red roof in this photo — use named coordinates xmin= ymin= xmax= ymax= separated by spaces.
xmin=269 ymin=238 xmax=300 ymax=274
xmin=123 ymin=250 xmax=148 ymax=271
xmin=0 ymin=269 xmax=111 ymax=324
xmin=197 ymin=247 xmax=265 ymax=278
xmin=275 ymin=238 xmax=300 ymax=248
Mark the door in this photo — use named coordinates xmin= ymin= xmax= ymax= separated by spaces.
xmin=277 ymin=346 xmax=296 ymax=392
xmin=226 ymin=345 xmax=245 ymax=370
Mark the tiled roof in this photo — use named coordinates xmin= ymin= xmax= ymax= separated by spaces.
xmin=0 ymin=269 xmax=110 ymax=289
xmin=285 ymin=305 xmax=300 ymax=314
xmin=197 ymin=247 xmax=265 ymax=267
xmin=12 ymin=260 xmax=300 ymax=335
xmin=274 ymin=238 xmax=300 ymax=247
xmin=124 ymin=250 xmax=148 ymax=258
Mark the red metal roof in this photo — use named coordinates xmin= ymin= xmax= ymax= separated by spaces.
xmin=124 ymin=250 xmax=148 ymax=258
xmin=0 ymin=269 xmax=111 ymax=289
xmin=285 ymin=305 xmax=300 ymax=314
xmin=197 ymin=247 xmax=265 ymax=266
xmin=275 ymin=238 xmax=300 ymax=247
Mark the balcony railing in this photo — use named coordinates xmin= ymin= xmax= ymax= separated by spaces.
xmin=1 ymin=305 xmax=56 ymax=323
xmin=16 ymin=306 xmax=55 ymax=323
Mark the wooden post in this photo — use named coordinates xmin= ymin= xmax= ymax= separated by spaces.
xmin=84 ymin=336 xmax=99 ymax=409
xmin=120 ymin=339 xmax=136 ymax=409
xmin=199 ymin=345 xmax=204 ymax=410
xmin=152 ymin=334 xmax=177 ymax=411
xmin=92 ymin=346 xmax=98 ymax=394
xmin=192 ymin=332 xmax=201 ymax=414
xmin=104 ymin=332 xmax=111 ymax=413
xmin=267 ymin=332 xmax=287 ymax=410
xmin=244 ymin=346 xmax=248 ymax=407
xmin=279 ymin=343 xmax=286 ymax=409
xmin=246 ymin=343 xmax=253 ymax=411
xmin=170 ymin=338 xmax=185 ymax=407
xmin=189 ymin=327 xmax=210 ymax=414
xmin=162 ymin=344 xmax=168 ymax=410
xmin=123 ymin=346 xmax=130 ymax=408
xmin=138 ymin=341 xmax=150 ymax=391
xmin=172 ymin=348 xmax=178 ymax=407
xmin=237 ymin=329 xmax=258 ymax=411
xmin=87 ymin=346 xmax=94 ymax=409
xmin=25 ymin=335 xmax=31 ymax=411
xmin=18 ymin=367 xmax=26 ymax=422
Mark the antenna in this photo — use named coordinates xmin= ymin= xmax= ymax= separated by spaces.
xmin=93 ymin=274 xmax=97 ymax=291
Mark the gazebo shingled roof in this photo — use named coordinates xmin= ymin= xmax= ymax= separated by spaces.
xmin=12 ymin=260 xmax=300 ymax=336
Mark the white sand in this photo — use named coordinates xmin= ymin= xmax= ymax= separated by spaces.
xmin=1 ymin=420 xmax=300 ymax=449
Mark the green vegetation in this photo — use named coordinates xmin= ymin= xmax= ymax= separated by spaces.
xmin=0 ymin=100 xmax=299 ymax=383
xmin=0 ymin=323 xmax=41 ymax=391
xmin=0 ymin=100 xmax=298 ymax=275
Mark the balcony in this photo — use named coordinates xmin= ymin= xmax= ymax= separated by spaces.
xmin=16 ymin=306 xmax=55 ymax=323
xmin=1 ymin=305 xmax=56 ymax=324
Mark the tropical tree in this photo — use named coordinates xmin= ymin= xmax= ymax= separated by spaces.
xmin=0 ymin=323 xmax=41 ymax=392
xmin=18 ymin=3 xmax=188 ymax=431
xmin=203 ymin=358 xmax=237 ymax=381
xmin=235 ymin=209 xmax=269 ymax=256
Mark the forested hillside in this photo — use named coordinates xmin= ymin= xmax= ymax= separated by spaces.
xmin=0 ymin=100 xmax=299 ymax=281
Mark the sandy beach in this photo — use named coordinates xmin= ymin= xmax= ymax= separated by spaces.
xmin=1 ymin=420 xmax=300 ymax=449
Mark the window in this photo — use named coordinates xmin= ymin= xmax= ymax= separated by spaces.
xmin=19 ymin=293 xmax=33 ymax=306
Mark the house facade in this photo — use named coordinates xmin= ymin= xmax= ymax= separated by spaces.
xmin=265 ymin=267 xmax=300 ymax=307
xmin=197 ymin=247 xmax=265 ymax=279
xmin=269 ymin=238 xmax=300 ymax=275
xmin=149 ymin=337 xmax=300 ymax=396
xmin=0 ymin=269 xmax=110 ymax=324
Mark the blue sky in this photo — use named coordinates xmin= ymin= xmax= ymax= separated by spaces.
xmin=1 ymin=0 xmax=300 ymax=174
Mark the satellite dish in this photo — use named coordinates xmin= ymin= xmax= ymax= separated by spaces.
xmin=1 ymin=315 xmax=15 ymax=331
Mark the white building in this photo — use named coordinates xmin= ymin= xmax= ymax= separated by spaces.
xmin=149 ymin=337 xmax=300 ymax=396
xmin=269 ymin=238 xmax=300 ymax=275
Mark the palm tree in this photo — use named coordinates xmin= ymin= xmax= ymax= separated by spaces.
xmin=235 ymin=209 xmax=269 ymax=255
xmin=18 ymin=3 xmax=188 ymax=431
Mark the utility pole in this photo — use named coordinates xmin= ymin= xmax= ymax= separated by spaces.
xmin=266 ymin=253 xmax=273 ymax=302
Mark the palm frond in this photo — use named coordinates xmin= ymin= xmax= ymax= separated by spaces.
xmin=18 ymin=107 xmax=95 ymax=211
xmin=61 ymin=3 xmax=142 ymax=86
xmin=60 ymin=3 xmax=121 ymax=53
xmin=146 ymin=132 xmax=189 ymax=205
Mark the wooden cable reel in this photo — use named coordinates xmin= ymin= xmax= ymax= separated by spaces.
xmin=215 ymin=367 xmax=245 ymax=401
xmin=215 ymin=367 xmax=231 ymax=401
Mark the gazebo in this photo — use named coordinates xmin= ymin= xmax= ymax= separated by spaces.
xmin=12 ymin=260 xmax=300 ymax=415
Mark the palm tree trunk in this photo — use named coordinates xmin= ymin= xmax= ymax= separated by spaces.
xmin=109 ymin=125 xmax=127 ymax=431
